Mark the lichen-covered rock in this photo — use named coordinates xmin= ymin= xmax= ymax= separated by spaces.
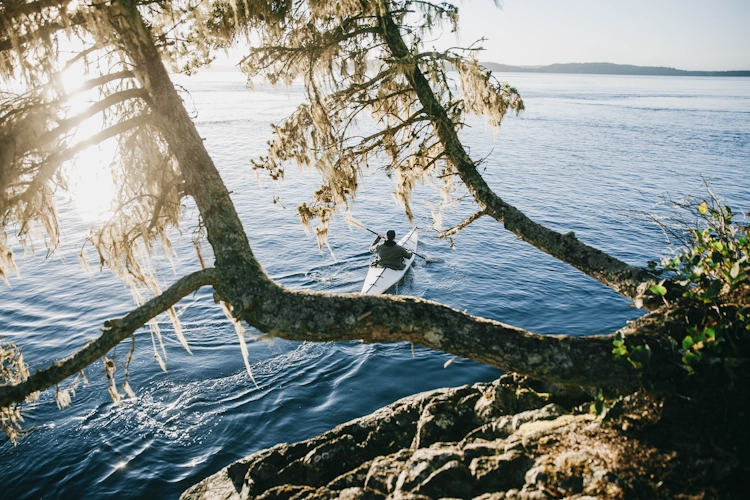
xmin=363 ymin=450 xmax=412 ymax=493
xmin=325 ymin=461 xmax=373 ymax=491
xmin=183 ymin=377 xmax=688 ymax=500
xmin=469 ymin=450 xmax=533 ymax=494
xmin=473 ymin=378 xmax=551 ymax=425
xmin=413 ymin=459 xmax=475 ymax=498
xmin=393 ymin=447 xmax=464 ymax=492
xmin=412 ymin=385 xmax=480 ymax=448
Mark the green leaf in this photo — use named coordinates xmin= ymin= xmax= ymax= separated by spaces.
xmin=702 ymin=280 xmax=723 ymax=300
xmin=682 ymin=336 xmax=694 ymax=350
xmin=671 ymin=256 xmax=681 ymax=268
xmin=650 ymin=284 xmax=667 ymax=296
xmin=630 ymin=344 xmax=652 ymax=365
xmin=730 ymin=261 xmax=740 ymax=279
xmin=612 ymin=346 xmax=628 ymax=357
xmin=684 ymin=351 xmax=701 ymax=365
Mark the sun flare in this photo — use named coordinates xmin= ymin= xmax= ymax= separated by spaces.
xmin=65 ymin=143 xmax=117 ymax=224
xmin=58 ymin=64 xmax=118 ymax=224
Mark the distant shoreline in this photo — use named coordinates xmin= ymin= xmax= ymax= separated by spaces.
xmin=481 ymin=62 xmax=750 ymax=77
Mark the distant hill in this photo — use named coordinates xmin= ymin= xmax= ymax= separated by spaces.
xmin=481 ymin=62 xmax=750 ymax=77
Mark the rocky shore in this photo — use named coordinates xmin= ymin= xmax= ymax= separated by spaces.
xmin=182 ymin=372 xmax=738 ymax=499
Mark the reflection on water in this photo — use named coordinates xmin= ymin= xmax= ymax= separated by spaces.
xmin=1 ymin=73 xmax=750 ymax=499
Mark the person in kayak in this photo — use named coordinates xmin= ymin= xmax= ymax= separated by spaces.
xmin=370 ymin=230 xmax=413 ymax=270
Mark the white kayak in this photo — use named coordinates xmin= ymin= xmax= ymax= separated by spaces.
xmin=361 ymin=228 xmax=419 ymax=295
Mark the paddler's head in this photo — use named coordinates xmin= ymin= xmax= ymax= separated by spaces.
xmin=386 ymin=230 xmax=396 ymax=241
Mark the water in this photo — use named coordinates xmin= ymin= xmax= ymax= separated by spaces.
xmin=1 ymin=73 xmax=749 ymax=499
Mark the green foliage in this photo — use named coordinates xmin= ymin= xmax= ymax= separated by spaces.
xmin=589 ymin=390 xmax=624 ymax=423
xmin=612 ymin=331 xmax=652 ymax=370
xmin=650 ymin=282 xmax=667 ymax=296
xmin=645 ymin=199 xmax=750 ymax=374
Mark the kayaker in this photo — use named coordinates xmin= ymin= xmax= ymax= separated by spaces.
xmin=370 ymin=230 xmax=412 ymax=270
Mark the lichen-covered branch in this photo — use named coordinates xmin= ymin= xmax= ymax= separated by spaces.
xmin=244 ymin=1 xmax=655 ymax=303
xmin=0 ymin=267 xmax=218 ymax=408
xmin=234 ymin=281 xmax=676 ymax=392
xmin=375 ymin=5 xmax=653 ymax=302
xmin=0 ymin=0 xmax=680 ymax=427
xmin=438 ymin=210 xmax=487 ymax=239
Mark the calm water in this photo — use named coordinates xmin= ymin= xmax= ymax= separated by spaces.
xmin=1 ymin=73 xmax=749 ymax=499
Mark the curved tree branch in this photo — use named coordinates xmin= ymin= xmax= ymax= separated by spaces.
xmin=0 ymin=1 xmax=670 ymax=420
xmin=234 ymin=281 xmax=677 ymax=393
xmin=0 ymin=267 xmax=218 ymax=408
xmin=438 ymin=210 xmax=487 ymax=239
xmin=37 ymin=87 xmax=149 ymax=145
xmin=1 ymin=87 xmax=147 ymax=164
xmin=375 ymin=6 xmax=654 ymax=303
xmin=5 ymin=113 xmax=153 ymax=207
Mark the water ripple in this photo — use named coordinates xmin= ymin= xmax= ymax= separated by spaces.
xmin=2 ymin=73 xmax=749 ymax=499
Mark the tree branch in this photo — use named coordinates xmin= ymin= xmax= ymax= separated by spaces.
xmin=236 ymin=282 xmax=668 ymax=392
xmin=6 ymin=113 xmax=153 ymax=206
xmin=438 ymin=210 xmax=487 ymax=238
xmin=375 ymin=8 xmax=654 ymax=303
xmin=1 ymin=86 xmax=147 ymax=177
xmin=37 ymin=87 xmax=149 ymax=146
xmin=0 ymin=267 xmax=218 ymax=408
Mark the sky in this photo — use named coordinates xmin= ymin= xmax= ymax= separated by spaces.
xmin=434 ymin=0 xmax=750 ymax=71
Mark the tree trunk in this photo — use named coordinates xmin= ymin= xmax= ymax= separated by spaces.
xmin=108 ymin=0 xmax=270 ymax=306
xmin=0 ymin=0 xmax=680 ymax=412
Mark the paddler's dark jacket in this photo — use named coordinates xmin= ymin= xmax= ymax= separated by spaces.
xmin=370 ymin=235 xmax=412 ymax=270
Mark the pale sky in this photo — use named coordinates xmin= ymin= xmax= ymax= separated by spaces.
xmin=436 ymin=0 xmax=750 ymax=71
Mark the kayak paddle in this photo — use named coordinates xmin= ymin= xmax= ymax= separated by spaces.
xmin=345 ymin=215 xmax=439 ymax=262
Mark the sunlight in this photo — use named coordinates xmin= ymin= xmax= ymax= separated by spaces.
xmin=58 ymin=60 xmax=118 ymax=224
xmin=65 ymin=142 xmax=117 ymax=224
